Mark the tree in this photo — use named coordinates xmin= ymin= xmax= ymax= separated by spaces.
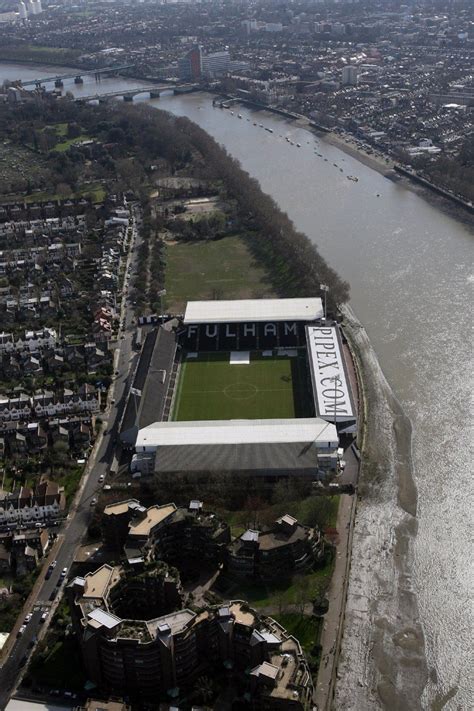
xmin=67 ymin=122 xmax=81 ymax=139
xmin=107 ymin=126 xmax=126 ymax=143
xmin=244 ymin=495 xmax=265 ymax=529
xmin=275 ymin=589 xmax=287 ymax=616
xmin=303 ymin=496 xmax=337 ymax=530
xmin=56 ymin=182 xmax=72 ymax=198
xmin=294 ymin=574 xmax=311 ymax=614
xmin=193 ymin=675 xmax=214 ymax=704
xmin=271 ymin=480 xmax=291 ymax=506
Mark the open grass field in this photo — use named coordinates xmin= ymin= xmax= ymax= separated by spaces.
xmin=164 ymin=235 xmax=274 ymax=311
xmin=53 ymin=136 xmax=92 ymax=153
xmin=221 ymin=495 xmax=340 ymax=538
xmin=172 ymin=351 xmax=312 ymax=421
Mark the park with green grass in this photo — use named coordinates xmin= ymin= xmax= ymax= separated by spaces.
xmin=164 ymin=234 xmax=275 ymax=312
xmin=172 ymin=351 xmax=313 ymax=421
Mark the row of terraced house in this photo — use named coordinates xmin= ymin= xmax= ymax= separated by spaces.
xmin=0 ymin=384 xmax=99 ymax=421
xmin=0 ymin=416 xmax=93 ymax=458
xmin=0 ymin=480 xmax=66 ymax=526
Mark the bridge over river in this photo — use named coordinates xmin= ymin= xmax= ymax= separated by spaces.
xmin=17 ymin=64 xmax=135 ymax=87
xmin=76 ymin=84 xmax=199 ymax=102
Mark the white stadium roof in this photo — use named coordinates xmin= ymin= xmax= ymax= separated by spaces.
xmin=183 ymin=297 xmax=323 ymax=324
xmin=306 ymin=325 xmax=356 ymax=423
xmin=5 ymin=702 xmax=71 ymax=711
xmin=136 ymin=418 xmax=338 ymax=449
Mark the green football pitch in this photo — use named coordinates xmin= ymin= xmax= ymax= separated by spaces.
xmin=172 ymin=351 xmax=313 ymax=421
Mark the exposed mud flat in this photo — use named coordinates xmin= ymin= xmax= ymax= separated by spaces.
xmin=335 ymin=306 xmax=428 ymax=711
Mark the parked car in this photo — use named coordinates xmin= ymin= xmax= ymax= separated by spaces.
xmin=17 ymin=625 xmax=26 ymax=636
xmin=40 ymin=612 xmax=48 ymax=623
xmin=24 ymin=613 xmax=32 ymax=624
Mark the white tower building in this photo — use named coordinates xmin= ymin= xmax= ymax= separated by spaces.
xmin=342 ymin=65 xmax=359 ymax=86
xmin=18 ymin=1 xmax=28 ymax=19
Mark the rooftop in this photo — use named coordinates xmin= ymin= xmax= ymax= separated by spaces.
xmin=120 ymin=327 xmax=177 ymax=445
xmin=83 ymin=564 xmax=119 ymax=599
xmin=82 ymin=700 xmax=130 ymax=711
xmin=257 ymin=525 xmax=307 ymax=551
xmin=251 ymin=660 xmax=279 ymax=680
xmin=183 ymin=297 xmax=323 ymax=324
xmin=128 ymin=504 xmax=177 ymax=538
xmin=306 ymin=325 xmax=356 ymax=423
xmin=146 ymin=609 xmax=195 ymax=639
xmin=5 ymin=702 xmax=71 ymax=711
xmin=103 ymin=499 xmax=139 ymax=517
xmin=137 ymin=418 xmax=337 ymax=448
xmin=230 ymin=602 xmax=256 ymax=627
xmin=87 ymin=607 xmax=122 ymax=631
xmin=153 ymin=441 xmax=336 ymax=474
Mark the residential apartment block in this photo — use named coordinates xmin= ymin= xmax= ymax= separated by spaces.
xmin=67 ymin=565 xmax=313 ymax=709
xmin=102 ymin=499 xmax=321 ymax=583
xmin=102 ymin=499 xmax=231 ymax=566
xmin=227 ymin=514 xmax=322 ymax=580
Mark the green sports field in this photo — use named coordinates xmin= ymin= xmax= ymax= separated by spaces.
xmin=172 ymin=351 xmax=313 ymax=421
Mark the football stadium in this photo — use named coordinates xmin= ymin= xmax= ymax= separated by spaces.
xmin=121 ymin=298 xmax=356 ymax=480
xmin=171 ymin=350 xmax=313 ymax=421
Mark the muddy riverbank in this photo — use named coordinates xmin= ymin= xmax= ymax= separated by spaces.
xmin=323 ymin=132 xmax=474 ymax=226
xmin=335 ymin=305 xmax=427 ymax=710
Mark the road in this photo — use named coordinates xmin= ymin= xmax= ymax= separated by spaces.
xmin=0 ymin=204 xmax=143 ymax=710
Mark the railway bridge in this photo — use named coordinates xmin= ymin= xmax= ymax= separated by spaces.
xmin=17 ymin=64 xmax=135 ymax=88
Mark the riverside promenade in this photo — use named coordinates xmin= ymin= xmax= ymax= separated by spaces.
xmin=314 ymin=489 xmax=357 ymax=710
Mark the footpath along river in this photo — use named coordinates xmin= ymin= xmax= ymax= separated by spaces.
xmin=1 ymin=64 xmax=472 ymax=709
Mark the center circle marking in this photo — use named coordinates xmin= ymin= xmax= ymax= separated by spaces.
xmin=224 ymin=382 xmax=258 ymax=400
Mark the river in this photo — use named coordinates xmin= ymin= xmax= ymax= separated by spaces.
xmin=1 ymin=63 xmax=473 ymax=709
